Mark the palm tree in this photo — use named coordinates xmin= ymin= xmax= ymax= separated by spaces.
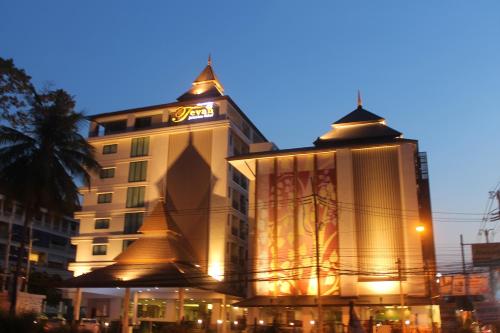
xmin=0 ymin=89 xmax=100 ymax=315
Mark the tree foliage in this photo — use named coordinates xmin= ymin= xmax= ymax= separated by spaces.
xmin=0 ymin=56 xmax=101 ymax=315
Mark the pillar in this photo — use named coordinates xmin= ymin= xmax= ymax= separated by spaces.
xmin=73 ymin=288 xmax=82 ymax=322
xmin=132 ymin=291 xmax=139 ymax=325
xmin=165 ymin=300 xmax=177 ymax=322
xmin=221 ymin=295 xmax=228 ymax=333
xmin=178 ymin=288 xmax=185 ymax=323
xmin=122 ymin=288 xmax=130 ymax=333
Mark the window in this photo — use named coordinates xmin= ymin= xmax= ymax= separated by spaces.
xmin=126 ymin=187 xmax=145 ymax=208
xmin=94 ymin=218 xmax=110 ymax=229
xmin=124 ymin=212 xmax=144 ymax=234
xmin=99 ymin=168 xmax=115 ymax=179
xmin=122 ymin=239 xmax=136 ymax=251
xmin=102 ymin=144 xmax=118 ymax=154
xmin=97 ymin=193 xmax=113 ymax=204
xmin=134 ymin=116 xmax=152 ymax=129
xmin=130 ymin=137 xmax=149 ymax=157
xmin=128 ymin=161 xmax=147 ymax=182
xmin=92 ymin=244 xmax=107 ymax=256
xmin=103 ymin=120 xmax=127 ymax=135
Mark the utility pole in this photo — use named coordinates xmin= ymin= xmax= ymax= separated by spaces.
xmin=312 ymin=177 xmax=323 ymax=333
xmin=397 ymin=258 xmax=406 ymax=333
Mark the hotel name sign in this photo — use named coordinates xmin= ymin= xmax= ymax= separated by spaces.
xmin=171 ymin=102 xmax=217 ymax=124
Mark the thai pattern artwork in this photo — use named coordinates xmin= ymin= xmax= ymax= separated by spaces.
xmin=255 ymin=154 xmax=340 ymax=296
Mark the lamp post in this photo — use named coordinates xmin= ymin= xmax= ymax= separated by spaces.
xmin=416 ymin=225 xmax=435 ymax=333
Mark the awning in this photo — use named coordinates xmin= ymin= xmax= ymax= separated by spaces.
xmin=60 ymin=261 xmax=240 ymax=296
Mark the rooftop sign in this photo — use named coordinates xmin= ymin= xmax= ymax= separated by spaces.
xmin=170 ymin=102 xmax=216 ymax=124
xmin=471 ymin=242 xmax=500 ymax=267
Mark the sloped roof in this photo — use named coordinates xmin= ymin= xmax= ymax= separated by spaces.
xmin=314 ymin=104 xmax=402 ymax=147
xmin=60 ymin=262 xmax=227 ymax=291
xmin=334 ymin=106 xmax=385 ymax=124
xmin=177 ymin=59 xmax=225 ymax=101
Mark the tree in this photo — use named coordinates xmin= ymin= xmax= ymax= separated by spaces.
xmin=0 ymin=57 xmax=34 ymax=127
xmin=0 ymin=57 xmax=100 ymax=315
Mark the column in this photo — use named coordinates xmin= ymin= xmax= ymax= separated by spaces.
xmin=73 ymin=288 xmax=82 ymax=322
xmin=178 ymin=288 xmax=185 ymax=323
xmin=221 ymin=295 xmax=228 ymax=333
xmin=132 ymin=291 xmax=139 ymax=325
xmin=122 ymin=288 xmax=130 ymax=333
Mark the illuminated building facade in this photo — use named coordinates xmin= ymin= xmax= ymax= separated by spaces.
xmin=229 ymin=99 xmax=437 ymax=332
xmin=66 ymin=59 xmax=269 ymax=329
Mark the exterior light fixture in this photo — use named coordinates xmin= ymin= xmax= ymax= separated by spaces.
xmin=405 ymin=320 xmax=410 ymax=325
xmin=258 ymin=320 xmax=264 ymax=325
xmin=217 ymin=320 xmax=223 ymax=324
xmin=197 ymin=319 xmax=203 ymax=324
xmin=416 ymin=225 xmax=425 ymax=233
xmin=234 ymin=321 xmax=238 ymax=325
xmin=310 ymin=320 xmax=315 ymax=325
xmin=289 ymin=322 xmax=295 ymax=326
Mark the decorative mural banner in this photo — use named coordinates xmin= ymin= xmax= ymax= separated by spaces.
xmin=255 ymin=153 xmax=339 ymax=296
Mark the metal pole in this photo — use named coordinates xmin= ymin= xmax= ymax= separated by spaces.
xmin=312 ymin=178 xmax=323 ymax=333
xmin=24 ymin=227 xmax=34 ymax=291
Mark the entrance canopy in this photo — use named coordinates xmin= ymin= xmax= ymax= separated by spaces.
xmin=60 ymin=261 xmax=238 ymax=295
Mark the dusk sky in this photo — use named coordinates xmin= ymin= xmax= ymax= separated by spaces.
xmin=2 ymin=1 xmax=499 ymax=268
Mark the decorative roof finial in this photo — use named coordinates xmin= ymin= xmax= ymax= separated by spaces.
xmin=208 ymin=53 xmax=212 ymax=66
xmin=357 ymin=89 xmax=362 ymax=108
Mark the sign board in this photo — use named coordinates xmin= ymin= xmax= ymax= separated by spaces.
xmin=170 ymin=102 xmax=217 ymax=124
xmin=472 ymin=242 xmax=500 ymax=266
xmin=439 ymin=273 xmax=490 ymax=295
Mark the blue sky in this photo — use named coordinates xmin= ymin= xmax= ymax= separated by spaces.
xmin=2 ymin=0 xmax=499 ymax=265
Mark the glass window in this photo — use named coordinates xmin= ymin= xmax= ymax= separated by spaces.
xmin=97 ymin=193 xmax=112 ymax=204
xmin=122 ymin=239 xmax=136 ymax=251
xmin=134 ymin=117 xmax=152 ymax=129
xmin=99 ymin=168 xmax=115 ymax=179
xmin=92 ymin=244 xmax=107 ymax=256
xmin=128 ymin=161 xmax=147 ymax=182
xmin=102 ymin=144 xmax=118 ymax=154
xmin=130 ymin=137 xmax=149 ymax=157
xmin=94 ymin=218 xmax=110 ymax=229
xmin=126 ymin=187 xmax=145 ymax=208
xmin=103 ymin=120 xmax=127 ymax=135
xmin=124 ymin=212 xmax=144 ymax=234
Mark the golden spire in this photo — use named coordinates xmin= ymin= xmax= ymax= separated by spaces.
xmin=208 ymin=53 xmax=212 ymax=66
xmin=357 ymin=90 xmax=362 ymax=107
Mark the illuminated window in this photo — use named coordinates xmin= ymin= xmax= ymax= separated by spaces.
xmin=97 ymin=193 xmax=112 ymax=204
xmin=94 ymin=218 xmax=110 ymax=229
xmin=102 ymin=144 xmax=118 ymax=154
xmin=99 ymin=168 xmax=115 ymax=179
xmin=92 ymin=244 xmax=107 ymax=256
xmin=128 ymin=161 xmax=148 ymax=182
xmin=130 ymin=137 xmax=149 ymax=157
xmin=126 ymin=187 xmax=145 ymax=208
xmin=124 ymin=212 xmax=144 ymax=234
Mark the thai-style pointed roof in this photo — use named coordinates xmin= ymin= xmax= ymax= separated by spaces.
xmin=177 ymin=56 xmax=225 ymax=101
xmin=314 ymin=99 xmax=402 ymax=147
xmin=114 ymin=201 xmax=197 ymax=264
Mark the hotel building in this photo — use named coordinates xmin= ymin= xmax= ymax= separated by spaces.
xmin=66 ymin=59 xmax=270 ymax=330
xmin=229 ymin=99 xmax=437 ymax=332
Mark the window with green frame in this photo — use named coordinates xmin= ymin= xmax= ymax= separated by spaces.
xmin=97 ymin=193 xmax=112 ymax=204
xmin=94 ymin=218 xmax=110 ymax=229
xmin=124 ymin=212 xmax=144 ymax=234
xmin=126 ymin=187 xmax=145 ymax=208
xmin=130 ymin=137 xmax=149 ymax=157
xmin=128 ymin=161 xmax=147 ymax=182
xmin=100 ymin=168 xmax=115 ymax=179
xmin=102 ymin=144 xmax=118 ymax=154
xmin=92 ymin=244 xmax=107 ymax=255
